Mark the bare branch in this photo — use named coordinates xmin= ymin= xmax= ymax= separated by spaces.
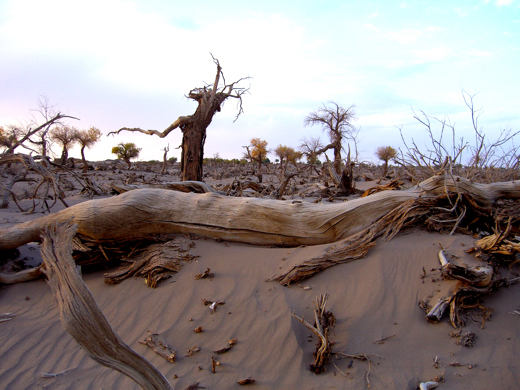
xmin=108 ymin=116 xmax=192 ymax=138
xmin=5 ymin=113 xmax=79 ymax=155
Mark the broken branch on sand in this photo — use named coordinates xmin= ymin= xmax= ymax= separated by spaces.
xmin=40 ymin=220 xmax=173 ymax=390
xmin=139 ymin=331 xmax=176 ymax=362
xmin=292 ymin=293 xmax=335 ymax=374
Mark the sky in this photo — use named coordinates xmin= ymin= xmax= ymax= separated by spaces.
xmin=1 ymin=0 xmax=519 ymax=164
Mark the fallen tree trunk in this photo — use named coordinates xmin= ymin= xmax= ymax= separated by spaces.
xmin=1 ymin=176 xmax=520 ymax=251
xmin=41 ymin=221 xmax=173 ymax=389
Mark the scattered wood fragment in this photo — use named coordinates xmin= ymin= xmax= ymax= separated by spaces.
xmin=361 ymin=179 xmax=402 ymax=197
xmin=214 ymin=339 xmax=237 ymax=354
xmin=104 ymin=238 xmax=198 ymax=288
xmin=40 ymin=220 xmax=173 ymax=390
xmin=332 ymin=362 xmax=353 ymax=379
xmin=195 ymin=268 xmax=214 ymax=279
xmin=211 ymin=356 xmax=220 ymax=373
xmin=292 ymin=293 xmax=335 ymax=374
xmin=202 ymin=299 xmax=225 ymax=313
xmin=373 ymin=334 xmax=396 ymax=344
xmin=40 ymin=369 xmax=72 ymax=378
xmin=237 ymin=377 xmax=255 ymax=385
xmin=419 ymin=381 xmax=439 ymax=390
xmin=334 ymin=353 xmax=381 ymax=389
xmin=185 ymin=346 xmax=201 ymax=357
xmin=0 ymin=312 xmax=15 ymax=323
xmin=449 ymin=330 xmax=476 ymax=347
xmin=194 ymin=326 xmax=204 ymax=333
xmin=184 ymin=382 xmax=205 ymax=390
xmin=139 ymin=331 xmax=176 ymax=362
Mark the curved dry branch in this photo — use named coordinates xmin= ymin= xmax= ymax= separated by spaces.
xmin=0 ymin=153 xmax=69 ymax=211
xmin=108 ymin=116 xmax=192 ymax=138
xmin=41 ymin=221 xmax=172 ymax=390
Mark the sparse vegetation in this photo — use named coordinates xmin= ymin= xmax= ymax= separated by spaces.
xmin=375 ymin=146 xmax=397 ymax=178
xmin=50 ymin=125 xmax=77 ymax=165
xmin=111 ymin=142 xmax=141 ymax=169
xmin=247 ymin=138 xmax=269 ymax=172
xmin=75 ymin=127 xmax=102 ymax=172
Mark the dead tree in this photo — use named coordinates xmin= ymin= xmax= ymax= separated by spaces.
xmin=161 ymin=144 xmax=169 ymax=175
xmin=305 ymin=102 xmax=357 ymax=175
xmin=109 ymin=55 xmax=249 ymax=181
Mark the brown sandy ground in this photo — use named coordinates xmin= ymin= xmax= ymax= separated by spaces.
xmin=1 ymin=162 xmax=519 ymax=389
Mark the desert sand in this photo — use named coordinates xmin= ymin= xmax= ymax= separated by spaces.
xmin=1 ymin=162 xmax=519 ymax=390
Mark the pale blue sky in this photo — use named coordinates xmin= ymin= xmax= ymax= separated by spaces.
xmin=1 ymin=0 xmax=519 ymax=163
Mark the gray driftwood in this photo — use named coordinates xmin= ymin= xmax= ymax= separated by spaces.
xmin=2 ymin=175 xmax=519 ymax=252
xmin=40 ymin=221 xmax=172 ymax=390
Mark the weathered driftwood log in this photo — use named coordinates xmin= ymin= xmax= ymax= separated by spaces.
xmin=2 ymin=176 xmax=519 ymax=252
xmin=40 ymin=221 xmax=172 ymax=390
xmin=110 ymin=180 xmax=216 ymax=195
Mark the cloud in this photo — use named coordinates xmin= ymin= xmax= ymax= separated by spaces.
xmin=466 ymin=50 xmax=493 ymax=57
xmin=495 ymin=0 xmax=513 ymax=6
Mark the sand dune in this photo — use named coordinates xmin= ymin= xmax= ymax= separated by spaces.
xmin=1 ymin=224 xmax=519 ymax=389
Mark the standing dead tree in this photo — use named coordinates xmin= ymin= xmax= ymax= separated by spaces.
xmin=161 ymin=144 xmax=169 ymax=175
xmin=305 ymin=102 xmax=357 ymax=175
xmin=109 ymin=55 xmax=250 ymax=181
xmin=396 ymin=91 xmax=520 ymax=183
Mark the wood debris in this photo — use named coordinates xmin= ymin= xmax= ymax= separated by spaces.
xmin=237 ymin=377 xmax=255 ymax=385
xmin=419 ymin=381 xmax=439 ymax=390
xmin=211 ymin=356 xmax=220 ymax=373
xmin=373 ymin=334 xmax=396 ymax=345
xmin=361 ymin=179 xmax=402 ymax=197
xmin=292 ymin=293 xmax=335 ymax=374
xmin=40 ymin=369 xmax=72 ymax=378
xmin=449 ymin=330 xmax=476 ymax=347
xmin=0 ymin=313 xmax=15 ymax=323
xmin=334 ymin=353 xmax=380 ymax=389
xmin=184 ymin=382 xmax=205 ymax=390
xmin=185 ymin=346 xmax=201 ymax=357
xmin=194 ymin=326 xmax=204 ymax=333
xmin=139 ymin=331 xmax=176 ymax=362
xmin=214 ymin=339 xmax=237 ymax=354
xmin=202 ymin=299 xmax=225 ymax=313
xmin=195 ymin=268 xmax=214 ymax=279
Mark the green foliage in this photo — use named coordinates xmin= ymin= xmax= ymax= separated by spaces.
xmin=111 ymin=142 xmax=141 ymax=167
